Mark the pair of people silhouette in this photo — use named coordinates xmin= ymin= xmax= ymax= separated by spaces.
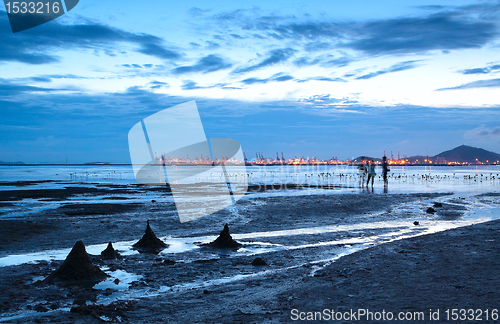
xmin=358 ymin=156 xmax=389 ymax=187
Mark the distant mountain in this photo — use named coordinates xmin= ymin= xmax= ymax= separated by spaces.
xmin=0 ymin=161 xmax=25 ymax=165
xmin=408 ymin=145 xmax=500 ymax=164
xmin=352 ymin=156 xmax=382 ymax=163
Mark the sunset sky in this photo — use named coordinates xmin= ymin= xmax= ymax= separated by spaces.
xmin=1 ymin=0 xmax=500 ymax=163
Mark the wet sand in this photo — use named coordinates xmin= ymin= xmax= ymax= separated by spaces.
xmin=0 ymin=182 xmax=499 ymax=323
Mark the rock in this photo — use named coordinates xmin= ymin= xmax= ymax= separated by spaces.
xmin=151 ymin=199 xmax=156 ymax=203
xmin=203 ymin=224 xmax=242 ymax=248
xmin=426 ymin=207 xmax=436 ymax=214
xmin=100 ymin=242 xmax=122 ymax=260
xmin=251 ymin=257 xmax=267 ymax=266
xmin=34 ymin=305 xmax=49 ymax=313
xmin=433 ymin=202 xmax=443 ymax=208
xmin=133 ymin=220 xmax=167 ymax=252
xmin=44 ymin=241 xmax=108 ymax=283
xmin=73 ymin=299 xmax=86 ymax=306
xmin=50 ymin=303 xmax=60 ymax=310
xmin=413 ymin=221 xmax=420 ymax=226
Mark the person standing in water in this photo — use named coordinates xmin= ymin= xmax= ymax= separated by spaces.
xmin=367 ymin=160 xmax=376 ymax=187
xmin=382 ymin=156 xmax=390 ymax=187
xmin=358 ymin=162 xmax=367 ymax=187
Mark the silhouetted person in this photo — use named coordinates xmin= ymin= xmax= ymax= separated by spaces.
xmin=382 ymin=156 xmax=390 ymax=187
xmin=358 ymin=162 xmax=367 ymax=187
xmin=367 ymin=160 xmax=376 ymax=187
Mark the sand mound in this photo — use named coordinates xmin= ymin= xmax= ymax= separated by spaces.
xmin=45 ymin=241 xmax=108 ymax=282
xmin=203 ymin=224 xmax=242 ymax=248
xmin=100 ymin=242 xmax=122 ymax=260
xmin=133 ymin=220 xmax=167 ymax=252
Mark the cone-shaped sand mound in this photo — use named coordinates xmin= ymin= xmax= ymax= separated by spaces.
xmin=100 ymin=242 xmax=122 ymax=260
xmin=45 ymin=241 xmax=108 ymax=283
xmin=203 ymin=224 xmax=242 ymax=248
xmin=133 ymin=220 xmax=167 ymax=252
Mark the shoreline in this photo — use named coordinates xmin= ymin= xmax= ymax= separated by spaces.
xmin=280 ymin=218 xmax=500 ymax=323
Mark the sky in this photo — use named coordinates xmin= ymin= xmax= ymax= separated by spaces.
xmin=1 ymin=0 xmax=500 ymax=163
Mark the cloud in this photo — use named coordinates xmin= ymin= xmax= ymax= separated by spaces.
xmin=254 ymin=21 xmax=343 ymax=40
xmin=213 ymin=4 xmax=498 ymax=57
xmin=303 ymin=41 xmax=334 ymax=52
xmin=437 ymin=78 xmax=500 ymax=91
xmin=180 ymin=80 xmax=228 ymax=90
xmin=299 ymin=94 xmax=360 ymax=108
xmin=293 ymin=56 xmax=322 ymax=67
xmin=241 ymin=73 xmax=294 ymax=85
xmin=0 ymin=12 xmax=181 ymax=64
xmin=293 ymin=55 xmax=352 ymax=68
xmin=232 ymin=48 xmax=296 ymax=74
xmin=297 ymin=76 xmax=346 ymax=83
xmin=230 ymin=34 xmax=245 ymax=39
xmin=30 ymin=76 xmax=52 ymax=83
xmin=322 ymin=57 xmax=352 ymax=67
xmin=148 ymin=80 xmax=169 ymax=90
xmin=459 ymin=64 xmax=500 ymax=75
xmin=135 ymin=40 xmax=180 ymax=60
xmin=172 ymin=55 xmax=232 ymax=74
xmin=0 ymin=78 xmax=58 ymax=95
xmin=205 ymin=41 xmax=220 ymax=49
xmin=461 ymin=68 xmax=490 ymax=74
xmin=346 ymin=14 xmax=497 ymax=55
xmin=355 ymin=60 xmax=421 ymax=80
xmin=464 ymin=125 xmax=500 ymax=139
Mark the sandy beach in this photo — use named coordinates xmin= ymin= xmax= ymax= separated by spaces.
xmin=0 ymin=180 xmax=499 ymax=323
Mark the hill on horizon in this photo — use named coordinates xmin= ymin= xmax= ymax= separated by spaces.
xmin=408 ymin=145 xmax=500 ymax=164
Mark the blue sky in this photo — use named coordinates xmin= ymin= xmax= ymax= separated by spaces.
xmin=1 ymin=0 xmax=500 ymax=163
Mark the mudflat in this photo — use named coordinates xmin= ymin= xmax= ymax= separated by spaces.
xmin=0 ymin=182 xmax=498 ymax=323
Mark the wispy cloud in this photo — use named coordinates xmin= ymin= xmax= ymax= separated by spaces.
xmin=346 ymin=13 xmax=497 ymax=55
xmin=172 ymin=55 xmax=232 ymax=74
xmin=355 ymin=60 xmax=422 ymax=80
xmin=437 ymin=78 xmax=500 ymax=91
xmin=232 ymin=48 xmax=296 ymax=74
xmin=0 ymin=78 xmax=59 ymax=95
xmin=297 ymin=76 xmax=346 ymax=83
xmin=241 ymin=73 xmax=294 ymax=84
xmin=458 ymin=64 xmax=500 ymax=75
xmin=180 ymin=80 xmax=232 ymax=90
